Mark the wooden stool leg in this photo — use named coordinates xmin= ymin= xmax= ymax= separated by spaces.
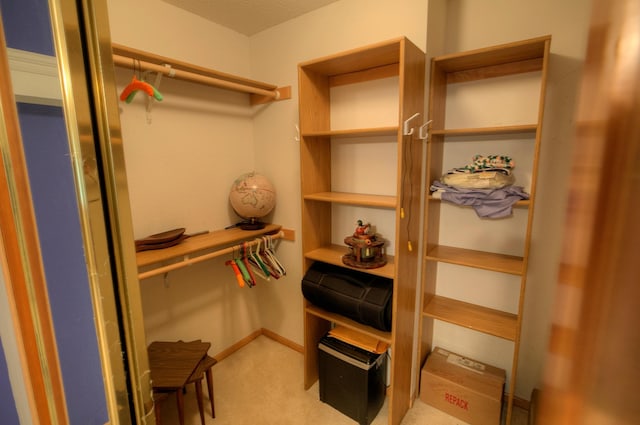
xmin=176 ymin=390 xmax=185 ymax=425
xmin=205 ymin=367 xmax=215 ymax=418
xmin=195 ymin=380 xmax=205 ymax=425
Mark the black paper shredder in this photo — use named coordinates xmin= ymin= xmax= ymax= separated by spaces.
xmin=318 ymin=335 xmax=387 ymax=425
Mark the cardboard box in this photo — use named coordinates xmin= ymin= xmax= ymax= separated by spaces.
xmin=420 ymin=347 xmax=505 ymax=425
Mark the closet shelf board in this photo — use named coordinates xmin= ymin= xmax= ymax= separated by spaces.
xmin=427 ymin=196 xmax=530 ymax=208
xmin=425 ymin=245 xmax=524 ymax=275
xmin=430 ymin=124 xmax=538 ymax=137
xmin=306 ymin=303 xmax=392 ymax=344
xmin=304 ymin=244 xmax=395 ymax=279
xmin=302 ymin=126 xmax=399 ymax=138
xmin=304 ymin=192 xmax=397 ymax=208
xmin=423 ymin=295 xmax=518 ymax=341
xmin=136 ymin=223 xmax=282 ymax=267
xmin=434 ymin=35 xmax=549 ymax=79
xmin=298 ymin=37 xmax=405 ymax=77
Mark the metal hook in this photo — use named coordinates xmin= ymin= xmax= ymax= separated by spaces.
xmin=419 ymin=120 xmax=432 ymax=140
xmin=403 ymin=112 xmax=420 ymax=136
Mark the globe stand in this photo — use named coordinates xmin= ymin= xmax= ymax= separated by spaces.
xmin=237 ymin=218 xmax=265 ymax=230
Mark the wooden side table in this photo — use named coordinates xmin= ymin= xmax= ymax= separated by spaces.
xmin=148 ymin=340 xmax=210 ymax=425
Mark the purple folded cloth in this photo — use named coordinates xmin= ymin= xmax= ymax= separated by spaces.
xmin=431 ymin=180 xmax=529 ymax=218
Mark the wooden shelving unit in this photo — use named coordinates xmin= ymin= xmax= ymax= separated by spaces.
xmin=298 ymin=37 xmax=425 ymax=425
xmin=417 ymin=36 xmax=551 ymax=424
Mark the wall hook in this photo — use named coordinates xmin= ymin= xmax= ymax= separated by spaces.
xmin=419 ymin=120 xmax=432 ymax=140
xmin=403 ymin=112 xmax=420 ymax=136
xmin=294 ymin=124 xmax=300 ymax=142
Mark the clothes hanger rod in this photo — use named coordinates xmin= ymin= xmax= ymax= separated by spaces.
xmin=112 ymin=54 xmax=280 ymax=99
xmin=138 ymin=231 xmax=285 ymax=280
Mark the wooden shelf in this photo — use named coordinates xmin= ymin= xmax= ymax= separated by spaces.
xmin=434 ymin=35 xmax=549 ymax=78
xmin=306 ymin=303 xmax=392 ymax=344
xmin=425 ymin=245 xmax=524 ymax=275
xmin=304 ymin=244 xmax=395 ymax=279
xmin=302 ymin=126 xmax=399 ymax=138
xmin=136 ymin=223 xmax=283 ymax=267
xmin=298 ymin=37 xmax=404 ymax=76
xmin=428 ymin=196 xmax=530 ymax=208
xmin=303 ymin=191 xmax=396 ymax=208
xmin=423 ymin=295 xmax=518 ymax=341
xmin=430 ymin=124 xmax=538 ymax=137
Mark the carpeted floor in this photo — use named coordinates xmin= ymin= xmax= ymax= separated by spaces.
xmin=155 ymin=335 xmax=527 ymax=425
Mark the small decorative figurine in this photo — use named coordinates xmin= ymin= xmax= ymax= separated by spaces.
xmin=342 ymin=220 xmax=387 ymax=269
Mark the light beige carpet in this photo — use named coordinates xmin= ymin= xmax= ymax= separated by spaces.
xmin=155 ymin=335 xmax=527 ymax=425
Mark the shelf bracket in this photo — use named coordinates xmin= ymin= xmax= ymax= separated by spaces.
xmin=403 ymin=112 xmax=420 ymax=136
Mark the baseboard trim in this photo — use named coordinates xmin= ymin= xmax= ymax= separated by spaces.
xmin=213 ymin=328 xmax=303 ymax=362
xmin=261 ymin=328 xmax=304 ymax=353
xmin=213 ymin=329 xmax=262 ymax=362
xmin=512 ymin=394 xmax=530 ymax=411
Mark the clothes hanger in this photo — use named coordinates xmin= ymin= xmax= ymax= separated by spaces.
xmin=265 ymin=235 xmax=286 ymax=277
xmin=260 ymin=236 xmax=285 ymax=279
xmin=247 ymin=240 xmax=271 ymax=281
xmin=253 ymin=240 xmax=271 ymax=279
xmin=119 ymin=59 xmax=163 ymax=104
xmin=233 ymin=247 xmax=254 ymax=288
xmin=257 ymin=236 xmax=280 ymax=279
xmin=241 ymin=242 xmax=258 ymax=286
xmin=225 ymin=259 xmax=245 ymax=288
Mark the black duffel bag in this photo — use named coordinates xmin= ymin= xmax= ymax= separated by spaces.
xmin=301 ymin=261 xmax=393 ymax=331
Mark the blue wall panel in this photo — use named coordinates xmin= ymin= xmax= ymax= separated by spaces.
xmin=0 ymin=337 xmax=20 ymax=425
xmin=2 ymin=1 xmax=109 ymax=423
xmin=17 ymin=103 xmax=108 ymax=425
xmin=0 ymin=0 xmax=54 ymax=55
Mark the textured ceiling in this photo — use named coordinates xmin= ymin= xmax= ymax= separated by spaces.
xmin=160 ymin=0 xmax=340 ymax=36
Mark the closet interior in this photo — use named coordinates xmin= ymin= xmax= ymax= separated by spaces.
xmin=114 ymin=34 xmax=549 ymax=425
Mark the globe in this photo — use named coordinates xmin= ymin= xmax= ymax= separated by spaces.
xmin=229 ymin=172 xmax=276 ymax=230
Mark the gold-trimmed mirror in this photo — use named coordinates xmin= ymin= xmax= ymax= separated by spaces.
xmin=0 ymin=0 xmax=152 ymax=423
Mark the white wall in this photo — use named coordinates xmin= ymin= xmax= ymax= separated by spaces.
xmin=429 ymin=0 xmax=593 ymax=400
